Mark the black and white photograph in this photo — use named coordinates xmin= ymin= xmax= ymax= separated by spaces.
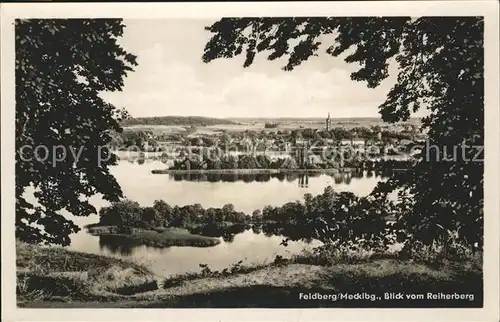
xmin=1 ymin=1 xmax=499 ymax=320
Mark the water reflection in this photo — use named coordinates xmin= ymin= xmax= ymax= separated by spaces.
xmin=190 ymin=223 xmax=249 ymax=242
xmin=96 ymin=229 xmax=321 ymax=277
xmin=99 ymin=235 xmax=137 ymax=256
xmin=168 ymin=170 xmax=392 ymax=185
xmin=98 ymin=223 xmax=321 ymax=257
xmin=66 ymin=161 xmax=390 ymax=276
xmin=298 ymin=174 xmax=309 ymax=188
xmin=261 ymin=223 xmax=316 ymax=244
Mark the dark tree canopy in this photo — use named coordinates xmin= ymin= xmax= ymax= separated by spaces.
xmin=16 ymin=19 xmax=137 ymax=245
xmin=203 ymin=17 xmax=484 ymax=247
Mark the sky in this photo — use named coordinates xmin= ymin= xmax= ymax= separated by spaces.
xmin=100 ymin=19 xmax=418 ymax=119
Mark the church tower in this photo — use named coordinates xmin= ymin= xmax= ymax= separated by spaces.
xmin=326 ymin=113 xmax=331 ymax=131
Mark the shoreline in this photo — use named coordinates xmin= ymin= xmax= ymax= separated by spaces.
xmin=152 ymin=168 xmax=358 ymax=175
xmin=86 ymin=226 xmax=221 ymax=248
xmin=151 ymin=168 xmax=410 ymax=175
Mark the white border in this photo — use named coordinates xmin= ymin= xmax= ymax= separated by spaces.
xmin=1 ymin=1 xmax=499 ymax=321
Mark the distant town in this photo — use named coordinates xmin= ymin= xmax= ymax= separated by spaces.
xmin=112 ymin=114 xmax=425 ymax=170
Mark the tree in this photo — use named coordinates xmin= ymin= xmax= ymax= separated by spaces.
xmin=16 ymin=19 xmax=138 ymax=245
xmin=222 ymin=203 xmax=235 ymax=217
xmin=202 ymin=17 xmax=484 ymax=248
xmin=256 ymin=154 xmax=271 ymax=169
xmin=214 ymin=208 xmax=225 ymax=224
xmin=152 ymin=200 xmax=173 ymax=226
xmin=142 ymin=207 xmax=161 ymax=228
xmin=239 ymin=154 xmax=259 ymax=169
xmin=121 ymin=131 xmax=147 ymax=148
xmin=99 ymin=200 xmax=142 ymax=230
xmin=204 ymin=207 xmax=217 ymax=225
xmin=252 ymin=209 xmax=263 ymax=222
xmin=221 ymin=132 xmax=232 ymax=149
xmin=262 ymin=205 xmax=277 ymax=221
xmin=184 ymin=158 xmax=192 ymax=171
xmin=203 ymin=137 xmax=216 ymax=146
xmin=190 ymin=137 xmax=204 ymax=146
xmin=319 ymin=130 xmax=332 ymax=139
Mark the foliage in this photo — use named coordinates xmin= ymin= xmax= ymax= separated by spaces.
xmin=169 ymin=150 xmax=414 ymax=172
xmin=198 ymin=260 xmax=248 ymax=278
xmin=152 ymin=200 xmax=173 ymax=226
xmin=292 ymin=244 xmax=383 ymax=266
xmin=263 ymin=186 xmax=391 ymax=248
xmin=142 ymin=207 xmax=162 ymax=228
xmin=16 ymin=19 xmax=137 ymax=245
xmin=264 ymin=122 xmax=279 ymax=128
xmin=109 ymin=129 xmax=168 ymax=151
xmin=99 ymin=199 xmax=144 ymax=231
xmin=202 ymin=17 xmax=484 ymax=249
xmin=98 ymin=200 xmax=249 ymax=230
xmin=170 ymin=154 xmax=301 ymax=170
xmin=96 ymin=186 xmax=393 ymax=247
xmin=161 ymin=260 xmax=270 ymax=289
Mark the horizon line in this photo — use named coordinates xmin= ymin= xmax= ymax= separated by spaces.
xmin=125 ymin=115 xmax=423 ymax=120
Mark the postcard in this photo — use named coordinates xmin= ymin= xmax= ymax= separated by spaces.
xmin=1 ymin=1 xmax=499 ymax=321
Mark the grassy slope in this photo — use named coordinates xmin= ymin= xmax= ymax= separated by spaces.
xmin=16 ymin=242 xmax=157 ymax=304
xmin=16 ymin=242 xmax=152 ymax=273
xmin=17 ymin=243 xmax=482 ymax=308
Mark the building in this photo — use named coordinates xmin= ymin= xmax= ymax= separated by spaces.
xmin=308 ymin=154 xmax=323 ymax=165
xmin=351 ymin=138 xmax=365 ymax=146
xmin=400 ymin=139 xmax=413 ymax=146
xmin=340 ymin=138 xmax=366 ymax=146
xmin=326 ymin=113 xmax=332 ymax=131
xmin=295 ymin=131 xmax=308 ymax=146
xmin=296 ymin=139 xmax=308 ymax=146
xmin=340 ymin=139 xmax=351 ymax=146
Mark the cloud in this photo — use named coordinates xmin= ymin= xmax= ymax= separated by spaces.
xmin=218 ymin=68 xmax=392 ymax=117
xmin=102 ymin=40 xmax=403 ymax=118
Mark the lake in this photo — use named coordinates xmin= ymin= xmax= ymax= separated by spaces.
xmin=64 ymin=160 xmax=388 ymax=277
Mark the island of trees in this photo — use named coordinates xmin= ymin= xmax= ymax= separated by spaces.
xmin=88 ymin=186 xmax=393 ymax=249
xmin=165 ymin=150 xmax=415 ymax=172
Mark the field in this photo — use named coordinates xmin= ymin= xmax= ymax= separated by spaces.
xmin=122 ymin=117 xmax=422 ymax=136
xmin=122 ymin=125 xmax=188 ymax=135
xmin=121 ymin=116 xmax=238 ymax=127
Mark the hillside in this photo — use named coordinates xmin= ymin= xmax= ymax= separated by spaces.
xmin=18 ymin=242 xmax=482 ymax=308
xmin=121 ymin=116 xmax=238 ymax=127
